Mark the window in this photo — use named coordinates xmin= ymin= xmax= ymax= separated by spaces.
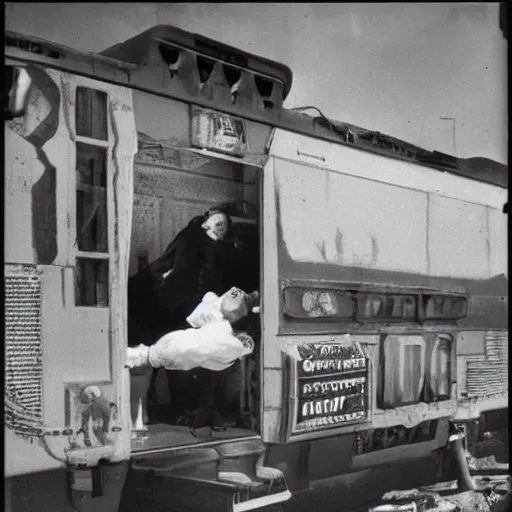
xmin=380 ymin=335 xmax=426 ymax=408
xmin=76 ymin=143 xmax=108 ymax=252
xmin=379 ymin=333 xmax=452 ymax=409
xmin=74 ymin=87 xmax=109 ymax=307
xmin=75 ymin=258 xmax=109 ymax=307
xmin=362 ymin=294 xmax=417 ymax=321
xmin=75 ymin=87 xmax=108 ymax=140
xmin=402 ymin=342 xmax=424 ymax=403
xmin=424 ymin=295 xmax=467 ymax=320
xmin=424 ymin=334 xmax=452 ymax=402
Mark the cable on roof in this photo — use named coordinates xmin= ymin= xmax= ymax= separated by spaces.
xmin=288 ymin=106 xmax=336 ymax=136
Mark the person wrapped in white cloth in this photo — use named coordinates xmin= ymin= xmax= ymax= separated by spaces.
xmin=126 ymin=287 xmax=259 ymax=372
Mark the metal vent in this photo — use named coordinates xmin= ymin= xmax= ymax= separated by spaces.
xmin=5 ymin=266 xmax=44 ymax=434
xmin=464 ymin=331 xmax=508 ymax=398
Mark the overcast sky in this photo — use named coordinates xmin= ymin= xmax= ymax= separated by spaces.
xmin=6 ymin=2 xmax=507 ymax=164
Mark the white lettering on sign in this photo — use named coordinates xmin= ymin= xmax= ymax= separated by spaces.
xmin=296 ymin=411 xmax=366 ymax=431
xmin=302 ymin=376 xmax=366 ymax=396
xmin=314 ymin=344 xmax=354 ymax=357
xmin=301 ymin=357 xmax=366 ymax=374
xmin=301 ymin=396 xmax=349 ymax=417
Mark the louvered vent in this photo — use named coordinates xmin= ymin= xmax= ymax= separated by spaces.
xmin=157 ymin=41 xmax=285 ymax=112
xmin=5 ymin=265 xmax=44 ymax=435
xmin=464 ymin=331 xmax=508 ymax=398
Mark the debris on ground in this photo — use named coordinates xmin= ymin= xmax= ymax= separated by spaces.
xmin=365 ymin=434 xmax=509 ymax=512
xmin=368 ymin=474 xmax=510 ymax=512
xmin=468 ymin=455 xmax=509 ymax=472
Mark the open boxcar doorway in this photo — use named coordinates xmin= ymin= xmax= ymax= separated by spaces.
xmin=128 ymin=141 xmax=265 ymax=454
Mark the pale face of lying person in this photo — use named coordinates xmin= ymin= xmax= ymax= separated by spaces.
xmin=202 ymin=212 xmax=229 ymax=241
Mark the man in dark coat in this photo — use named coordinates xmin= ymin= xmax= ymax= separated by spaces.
xmin=128 ymin=210 xmax=235 ymax=342
xmin=128 ymin=209 xmax=237 ymax=426
xmin=155 ymin=210 xmax=234 ymax=330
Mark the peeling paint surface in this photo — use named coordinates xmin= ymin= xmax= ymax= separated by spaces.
xmin=274 ymin=154 xmax=506 ymax=281
xmin=276 ymin=157 xmax=429 ymax=275
xmin=6 ymin=65 xmax=138 ymax=476
xmin=6 ymin=65 xmax=61 ymax=264
xmin=269 ymin=137 xmax=507 ymax=335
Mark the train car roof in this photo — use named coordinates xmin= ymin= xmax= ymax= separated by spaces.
xmin=307 ymin=114 xmax=508 ymax=188
xmin=5 ymin=30 xmax=137 ymax=70
xmin=5 ymin=27 xmax=507 ymax=189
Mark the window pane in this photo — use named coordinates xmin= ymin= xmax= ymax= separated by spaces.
xmin=403 ymin=345 xmax=423 ymax=403
xmin=429 ymin=337 xmax=451 ymax=400
xmin=381 ymin=336 xmax=425 ymax=409
xmin=402 ymin=297 xmax=416 ymax=318
xmin=363 ymin=294 xmax=416 ymax=320
xmin=437 ymin=347 xmax=451 ymax=397
xmin=424 ymin=295 xmax=467 ymax=320
xmin=382 ymin=342 xmax=400 ymax=408
xmin=76 ymin=142 xmax=108 ymax=252
xmin=75 ymin=258 xmax=109 ymax=307
xmin=76 ymin=87 xmax=108 ymax=140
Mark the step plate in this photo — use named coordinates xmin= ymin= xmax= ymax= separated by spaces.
xmin=233 ymin=490 xmax=292 ymax=512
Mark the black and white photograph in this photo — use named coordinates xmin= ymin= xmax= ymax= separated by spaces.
xmin=5 ymin=3 xmax=508 ymax=512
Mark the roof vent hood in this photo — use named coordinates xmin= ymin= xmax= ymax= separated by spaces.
xmin=101 ymin=25 xmax=293 ymax=121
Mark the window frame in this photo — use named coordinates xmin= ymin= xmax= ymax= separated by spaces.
xmin=424 ymin=334 xmax=453 ymax=402
xmin=71 ymin=84 xmax=112 ymax=308
xmin=358 ymin=293 xmax=419 ymax=323
xmin=379 ymin=335 xmax=427 ymax=409
xmin=397 ymin=336 xmax=426 ymax=404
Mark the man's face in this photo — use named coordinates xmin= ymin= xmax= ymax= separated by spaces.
xmin=204 ymin=212 xmax=229 ymax=240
